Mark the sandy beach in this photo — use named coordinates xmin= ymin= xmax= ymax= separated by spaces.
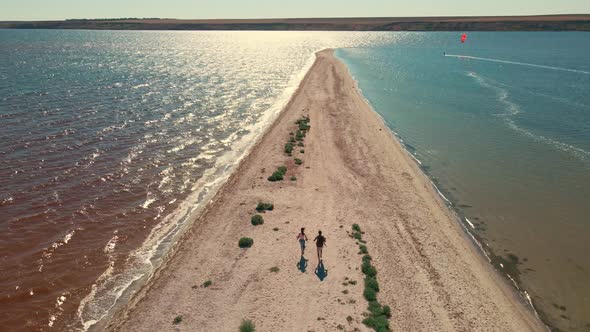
xmin=105 ymin=49 xmax=545 ymax=331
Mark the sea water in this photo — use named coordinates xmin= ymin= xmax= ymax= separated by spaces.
xmin=337 ymin=32 xmax=590 ymax=331
xmin=1 ymin=30 xmax=588 ymax=331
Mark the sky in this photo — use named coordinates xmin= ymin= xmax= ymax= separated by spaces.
xmin=1 ymin=0 xmax=589 ymax=21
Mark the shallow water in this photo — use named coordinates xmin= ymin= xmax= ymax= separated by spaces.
xmin=337 ymin=32 xmax=590 ymax=331
xmin=0 ymin=30 xmax=386 ymax=331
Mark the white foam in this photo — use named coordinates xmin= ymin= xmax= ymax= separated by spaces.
xmin=465 ymin=217 xmax=475 ymax=229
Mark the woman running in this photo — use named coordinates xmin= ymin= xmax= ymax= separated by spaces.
xmin=296 ymin=227 xmax=308 ymax=256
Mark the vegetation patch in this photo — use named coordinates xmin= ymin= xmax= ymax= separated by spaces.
xmin=294 ymin=158 xmax=303 ymax=165
xmin=203 ymin=280 xmax=212 ymax=288
xmin=284 ymin=142 xmax=294 ymax=155
xmin=272 ymin=227 xmax=279 ymax=231
xmin=270 ymin=266 xmax=280 ymax=273
xmin=300 ymin=149 xmax=305 ymax=153
xmin=352 ymin=224 xmax=391 ymax=331
xmin=251 ymin=214 xmax=264 ymax=226
xmin=256 ymin=202 xmax=274 ymax=212
xmin=239 ymin=319 xmax=256 ymax=332
xmin=290 ymin=176 xmax=297 ymax=181
xmin=173 ymin=315 xmax=183 ymax=325
xmin=238 ymin=237 xmax=254 ymax=248
xmin=268 ymin=166 xmax=288 ymax=182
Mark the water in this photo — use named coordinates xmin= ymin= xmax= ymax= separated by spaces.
xmin=0 ymin=30 xmax=388 ymax=331
xmin=337 ymin=32 xmax=590 ymax=331
xmin=1 ymin=30 xmax=588 ymax=332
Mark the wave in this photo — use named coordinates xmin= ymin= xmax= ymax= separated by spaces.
xmin=467 ymin=72 xmax=590 ymax=162
xmin=446 ymin=54 xmax=590 ymax=75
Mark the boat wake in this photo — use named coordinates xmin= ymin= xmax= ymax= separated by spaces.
xmin=446 ymin=54 xmax=590 ymax=75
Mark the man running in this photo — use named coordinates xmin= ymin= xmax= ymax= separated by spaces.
xmin=313 ymin=230 xmax=326 ymax=261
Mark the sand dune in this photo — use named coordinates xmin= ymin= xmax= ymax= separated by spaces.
xmin=105 ymin=50 xmax=545 ymax=331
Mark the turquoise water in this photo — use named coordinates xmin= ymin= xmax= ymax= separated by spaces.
xmin=337 ymin=32 xmax=590 ymax=331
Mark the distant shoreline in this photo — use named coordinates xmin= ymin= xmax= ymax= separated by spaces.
xmin=1 ymin=15 xmax=589 ymax=31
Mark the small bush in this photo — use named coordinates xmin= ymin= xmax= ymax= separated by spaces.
xmin=337 ymin=324 xmax=345 ymax=330
xmin=297 ymin=142 xmax=304 ymax=147
xmin=268 ymin=171 xmax=283 ymax=181
xmin=362 ymin=315 xmax=389 ymax=331
xmin=290 ymin=176 xmax=297 ymax=181
xmin=251 ymin=214 xmax=264 ymax=226
xmin=173 ymin=316 xmax=183 ymax=325
xmin=289 ymin=132 xmax=294 ymax=135
xmin=239 ymin=237 xmax=254 ymax=248
xmin=365 ymin=276 xmax=380 ymax=292
xmin=359 ymin=245 xmax=368 ymax=254
xmin=294 ymin=158 xmax=302 ymax=165
xmin=352 ymin=224 xmax=361 ymax=232
xmin=256 ymin=202 xmax=274 ymax=212
xmin=362 ymin=255 xmax=372 ymax=263
xmin=300 ymin=149 xmax=304 ymax=153
xmin=289 ymin=137 xmax=296 ymax=143
xmin=347 ymin=315 xmax=353 ymax=323
xmin=270 ymin=266 xmax=280 ymax=273
xmin=382 ymin=305 xmax=392 ymax=318
xmin=364 ymin=287 xmax=377 ymax=301
xmin=368 ymin=301 xmax=383 ymax=315
xmin=239 ymin=319 xmax=256 ymax=332
xmin=342 ymin=289 xmax=349 ymax=294
xmin=353 ymin=232 xmax=362 ymax=241
xmin=272 ymin=227 xmax=279 ymax=231
xmin=203 ymin=280 xmax=212 ymax=288
xmin=284 ymin=142 xmax=294 ymax=154
xmin=348 ymin=280 xmax=357 ymax=285
xmin=362 ymin=261 xmax=377 ymax=278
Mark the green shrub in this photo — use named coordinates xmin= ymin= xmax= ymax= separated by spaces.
xmin=284 ymin=142 xmax=294 ymax=154
xmin=173 ymin=316 xmax=183 ymax=325
xmin=368 ymin=301 xmax=383 ymax=316
xmin=382 ymin=305 xmax=392 ymax=318
xmin=238 ymin=237 xmax=254 ymax=248
xmin=255 ymin=202 xmax=273 ymax=212
xmin=239 ymin=319 xmax=256 ymax=332
xmin=290 ymin=176 xmax=297 ymax=181
xmin=365 ymin=276 xmax=380 ymax=292
xmin=267 ymin=171 xmax=283 ymax=181
xmin=362 ymin=261 xmax=377 ymax=278
xmin=278 ymin=166 xmax=287 ymax=175
xmin=352 ymin=224 xmax=361 ymax=232
xmin=362 ymin=315 xmax=389 ymax=331
xmin=203 ymin=280 xmax=212 ymax=288
xmin=297 ymin=142 xmax=304 ymax=147
xmin=289 ymin=132 xmax=294 ymax=136
xmin=364 ymin=287 xmax=377 ymax=301
xmin=300 ymin=149 xmax=304 ymax=153
xmin=269 ymin=266 xmax=280 ymax=273
xmin=353 ymin=232 xmax=362 ymax=241
xmin=251 ymin=214 xmax=264 ymax=226
xmin=362 ymin=255 xmax=372 ymax=263
xmin=289 ymin=137 xmax=296 ymax=143
xmin=294 ymin=158 xmax=302 ymax=165
xmin=359 ymin=245 xmax=368 ymax=254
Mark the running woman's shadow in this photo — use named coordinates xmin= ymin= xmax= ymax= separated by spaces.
xmin=315 ymin=260 xmax=328 ymax=281
xmin=297 ymin=255 xmax=308 ymax=273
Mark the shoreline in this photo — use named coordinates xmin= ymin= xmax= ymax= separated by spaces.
xmin=106 ymin=49 xmax=545 ymax=331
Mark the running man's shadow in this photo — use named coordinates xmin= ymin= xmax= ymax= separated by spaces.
xmin=297 ymin=255 xmax=308 ymax=273
xmin=315 ymin=260 xmax=328 ymax=281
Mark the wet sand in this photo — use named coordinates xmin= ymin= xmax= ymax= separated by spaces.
xmin=106 ymin=49 xmax=545 ymax=331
